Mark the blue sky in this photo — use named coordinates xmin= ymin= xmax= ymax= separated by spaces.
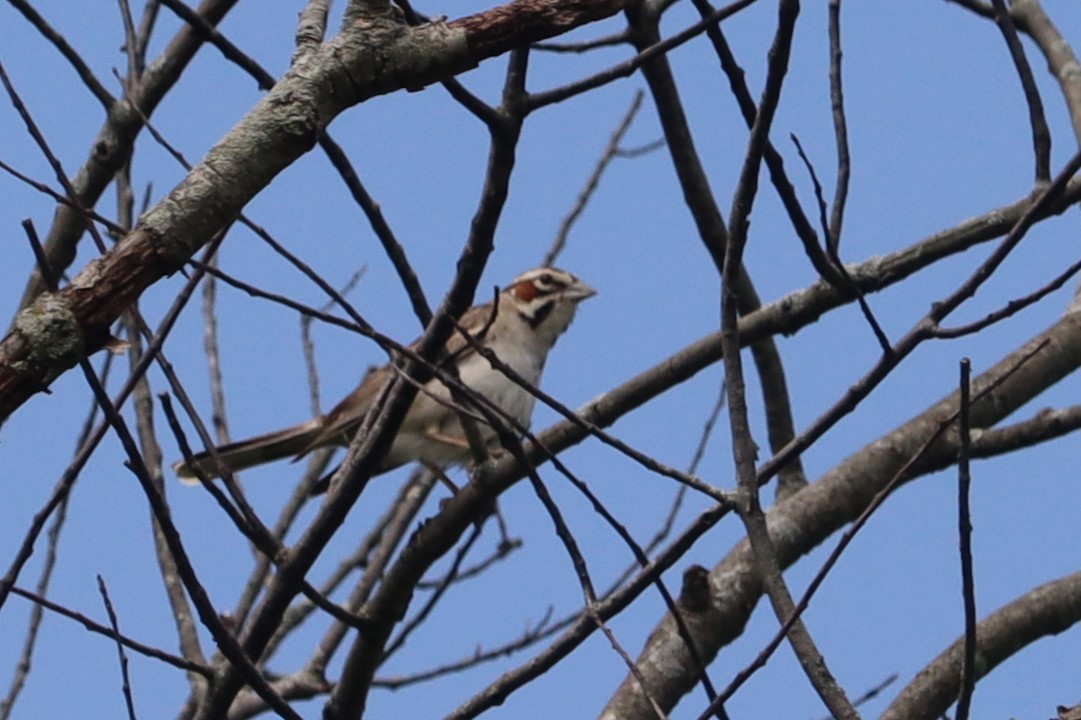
xmin=2 ymin=1 xmax=1081 ymax=718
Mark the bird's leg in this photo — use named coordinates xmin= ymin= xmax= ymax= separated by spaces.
xmin=424 ymin=431 xmax=471 ymax=449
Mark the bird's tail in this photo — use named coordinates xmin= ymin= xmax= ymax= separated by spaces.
xmin=174 ymin=419 xmax=323 ymax=483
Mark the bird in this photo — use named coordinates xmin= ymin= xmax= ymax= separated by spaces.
xmin=174 ymin=267 xmax=596 ymax=484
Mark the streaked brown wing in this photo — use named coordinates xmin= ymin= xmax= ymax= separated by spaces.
xmin=305 ymin=296 xmax=501 ymax=451
xmin=443 ymin=300 xmax=498 ymax=362
xmin=306 ymin=363 xmax=392 ymax=450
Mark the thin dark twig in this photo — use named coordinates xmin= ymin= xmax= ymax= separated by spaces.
xmin=0 ymin=159 xmax=125 ymax=235
xmin=96 ymin=576 xmax=139 ymax=720
xmin=441 ymin=77 xmax=505 ymax=127
xmin=956 ymin=359 xmax=977 ymax=720
xmin=187 ymin=261 xmax=455 ymax=388
xmin=716 ymin=340 xmax=1046 ymax=709
xmin=5 ymin=0 xmax=115 ymax=109
xmin=133 ymin=1 xmax=161 ymax=64
xmin=0 ymin=60 xmax=108 ymax=254
xmin=528 ymin=0 xmax=761 ymax=110
xmin=516 ymin=453 xmax=670 ymax=720
xmin=534 ymin=30 xmax=631 ymax=53
xmin=21 ymin=221 xmax=303 ymax=720
xmin=383 ymin=524 xmax=486 ymax=660
xmin=157 ymin=0 xmax=272 ymax=90
xmin=990 ymin=0 xmax=1052 ymax=182
xmin=445 ymin=505 xmax=730 ymax=720
xmin=317 ymin=134 xmax=433 ymax=326
xmin=544 ymin=90 xmax=653 ymax=267
xmin=755 ymin=149 xmax=1081 ymax=488
xmin=791 ymin=134 xmax=890 ymax=353
xmin=117 ymin=0 xmax=140 ymax=91
xmin=717 ymin=0 xmax=857 ymax=716
xmin=615 ymin=139 xmax=666 ymax=157
xmin=612 ymin=380 xmax=725 ymax=586
xmin=161 ymin=396 xmax=371 ymax=631
xmin=5 ymin=583 xmax=211 ymax=677
xmin=622 ymin=379 xmax=727 ymax=572
xmin=374 ymin=608 xmax=554 ymax=688
xmin=827 ymin=0 xmax=850 ymax=246
xmin=814 ymin=674 xmax=899 ymax=720
xmin=932 ymin=256 xmax=1081 ymax=339
xmin=414 ymin=537 xmax=521 ymax=589
xmin=689 ymin=1 xmax=846 ymax=290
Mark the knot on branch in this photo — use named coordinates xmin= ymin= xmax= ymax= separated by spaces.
xmin=12 ymin=294 xmax=82 ymax=373
xmin=679 ymin=564 xmax=712 ymax=613
xmin=344 ymin=0 xmax=403 ymax=26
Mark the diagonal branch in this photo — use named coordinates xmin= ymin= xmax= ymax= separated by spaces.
xmin=0 ymin=0 xmax=635 ymax=424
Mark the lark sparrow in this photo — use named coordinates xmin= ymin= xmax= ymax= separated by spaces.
xmin=174 ymin=267 xmax=596 ymax=482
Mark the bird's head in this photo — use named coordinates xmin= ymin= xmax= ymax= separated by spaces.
xmin=505 ymin=267 xmax=596 ymax=345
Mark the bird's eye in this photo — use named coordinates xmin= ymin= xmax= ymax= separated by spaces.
xmin=538 ymin=272 xmax=554 ymax=286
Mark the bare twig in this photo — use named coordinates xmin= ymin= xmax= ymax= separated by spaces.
xmin=883 ymin=571 xmax=1081 ymax=720
xmin=543 ymin=90 xmax=653 ymax=266
xmin=827 ymin=0 xmax=850 ymax=249
xmin=689 ymin=0 xmax=845 ymax=290
xmin=9 ymin=0 xmax=240 ymax=313
xmin=294 ymin=0 xmax=332 ymax=65
xmin=790 ymin=133 xmax=890 ymax=353
xmin=382 ymin=524 xmax=487 ymax=660
xmin=96 ymin=577 xmax=139 ymax=720
xmin=374 ymin=608 xmax=554 ymax=688
xmin=534 ymin=30 xmax=630 ymax=52
xmin=955 ymin=359 xmax=977 ymax=720
xmin=714 ymin=0 xmax=857 ymax=716
xmin=5 ymin=583 xmax=211 ymax=677
xmin=990 ymin=0 xmax=1052 ymax=181
xmin=932 ymin=256 xmax=1081 ymax=339
xmin=21 ymin=220 xmax=302 ymax=720
xmin=5 ymin=0 xmax=115 ymax=109
xmin=528 ymin=0 xmax=760 ymax=110
xmin=713 ymin=338 xmax=1048 ymax=712
xmin=0 ymin=60 xmax=107 ymax=254
xmin=447 ymin=504 xmax=729 ymax=720
xmin=754 ymin=150 xmax=1081 ymax=489
xmin=299 ymin=470 xmax=439 ymax=676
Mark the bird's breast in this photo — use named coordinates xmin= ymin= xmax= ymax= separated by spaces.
xmin=456 ymin=337 xmax=542 ymax=426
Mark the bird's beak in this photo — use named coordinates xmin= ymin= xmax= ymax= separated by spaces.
xmin=563 ymin=280 xmax=597 ymax=303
